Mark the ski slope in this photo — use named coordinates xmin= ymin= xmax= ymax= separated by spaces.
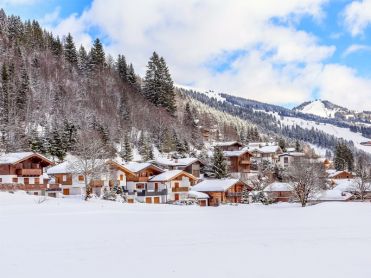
xmin=272 ymin=112 xmax=371 ymax=154
xmin=1 ymin=192 xmax=371 ymax=278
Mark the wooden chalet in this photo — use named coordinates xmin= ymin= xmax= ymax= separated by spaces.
xmin=154 ymin=157 xmax=203 ymax=178
xmin=124 ymin=162 xmax=165 ymax=203
xmin=223 ymin=150 xmax=253 ymax=179
xmin=0 ymin=152 xmax=54 ymax=195
xmin=213 ymin=141 xmax=244 ymax=151
xmin=47 ymin=159 xmax=135 ymax=196
xmin=263 ymin=182 xmax=293 ymax=202
xmin=148 ymin=170 xmax=198 ymax=203
xmin=191 ymin=178 xmax=252 ymax=206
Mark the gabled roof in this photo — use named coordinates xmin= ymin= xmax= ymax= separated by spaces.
xmin=188 ymin=191 xmax=209 ymax=199
xmin=213 ymin=141 xmax=244 ymax=147
xmin=149 ymin=170 xmax=197 ymax=182
xmin=191 ymin=178 xmax=248 ymax=192
xmin=124 ymin=162 xmax=164 ymax=174
xmin=47 ymin=158 xmax=136 ymax=176
xmin=278 ymin=152 xmax=305 ymax=157
xmin=263 ymin=182 xmax=292 ymax=192
xmin=327 ymin=170 xmax=352 ymax=178
xmin=0 ymin=152 xmax=54 ymax=166
xmin=223 ymin=150 xmax=252 ymax=157
xmin=155 ymin=157 xmax=202 ymax=167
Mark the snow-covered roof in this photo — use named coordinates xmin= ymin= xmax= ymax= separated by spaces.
xmin=155 ymin=157 xmax=200 ymax=167
xmin=213 ymin=141 xmax=243 ymax=147
xmin=47 ymin=161 xmax=70 ymax=174
xmin=263 ymin=182 xmax=292 ymax=192
xmin=0 ymin=152 xmax=53 ymax=165
xmin=327 ymin=170 xmax=352 ymax=178
xmin=149 ymin=170 xmax=196 ymax=182
xmin=286 ymin=147 xmax=296 ymax=152
xmin=188 ymin=191 xmax=209 ymax=199
xmin=279 ymin=152 xmax=305 ymax=157
xmin=254 ymin=145 xmax=281 ymax=154
xmin=124 ymin=162 xmax=164 ymax=173
xmin=223 ymin=150 xmax=251 ymax=157
xmin=314 ymin=189 xmax=353 ymax=201
xmin=191 ymin=178 xmax=241 ymax=192
xmin=332 ymin=179 xmax=355 ymax=192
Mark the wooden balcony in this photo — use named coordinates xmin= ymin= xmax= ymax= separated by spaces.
xmin=138 ymin=176 xmax=149 ymax=182
xmin=137 ymin=189 xmax=168 ymax=196
xmin=226 ymin=192 xmax=242 ymax=197
xmin=16 ymin=168 xmax=42 ymax=176
xmin=172 ymin=187 xmax=189 ymax=193
xmin=240 ymin=160 xmax=251 ymax=165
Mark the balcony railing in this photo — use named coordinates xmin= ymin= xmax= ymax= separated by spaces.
xmin=172 ymin=187 xmax=189 ymax=193
xmin=16 ymin=168 xmax=42 ymax=176
xmin=137 ymin=189 xmax=168 ymax=196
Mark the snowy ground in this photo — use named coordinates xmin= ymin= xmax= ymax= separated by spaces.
xmin=1 ymin=192 xmax=371 ymax=278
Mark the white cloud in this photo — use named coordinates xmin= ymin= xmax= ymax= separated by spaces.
xmin=342 ymin=44 xmax=371 ymax=58
xmin=343 ymin=0 xmax=371 ymax=36
xmin=43 ymin=0 xmax=371 ymax=110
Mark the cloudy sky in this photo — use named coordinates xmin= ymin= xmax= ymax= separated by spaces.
xmin=2 ymin=0 xmax=371 ymax=110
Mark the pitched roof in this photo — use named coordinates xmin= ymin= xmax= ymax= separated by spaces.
xmin=47 ymin=161 xmax=70 ymax=174
xmin=223 ymin=150 xmax=252 ymax=157
xmin=188 ymin=191 xmax=209 ymax=199
xmin=279 ymin=152 xmax=305 ymax=157
xmin=263 ymin=182 xmax=292 ymax=192
xmin=149 ymin=170 xmax=197 ymax=182
xmin=191 ymin=178 xmax=245 ymax=192
xmin=213 ymin=141 xmax=243 ymax=147
xmin=0 ymin=152 xmax=53 ymax=165
xmin=124 ymin=162 xmax=164 ymax=173
xmin=155 ymin=157 xmax=201 ymax=167
xmin=314 ymin=189 xmax=353 ymax=201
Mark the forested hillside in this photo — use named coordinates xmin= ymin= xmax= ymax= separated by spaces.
xmin=0 ymin=9 xmax=262 ymax=161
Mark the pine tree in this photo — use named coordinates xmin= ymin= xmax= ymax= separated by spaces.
xmin=17 ymin=66 xmax=29 ymax=122
xmin=29 ymin=128 xmax=45 ymax=154
xmin=116 ymin=54 xmax=127 ymax=83
xmin=278 ymin=138 xmax=286 ymax=152
xmin=143 ymin=52 xmax=176 ymax=115
xmin=51 ymin=36 xmax=63 ymax=57
xmin=89 ymin=38 xmax=105 ymax=70
xmin=295 ymin=140 xmax=301 ymax=152
xmin=48 ymin=126 xmax=66 ymax=161
xmin=64 ymin=33 xmax=78 ymax=66
xmin=138 ymin=132 xmax=147 ymax=158
xmin=159 ymin=56 xmax=176 ymax=115
xmin=120 ymin=133 xmax=133 ymax=162
xmin=78 ymin=45 xmax=89 ymax=73
xmin=212 ymin=147 xmax=228 ymax=179
xmin=334 ymin=142 xmax=354 ymax=171
xmin=127 ymin=63 xmax=137 ymax=86
xmin=240 ymin=184 xmax=250 ymax=204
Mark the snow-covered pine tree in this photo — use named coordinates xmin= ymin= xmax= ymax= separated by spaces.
xmin=240 ymin=184 xmax=250 ymax=204
xmin=78 ymin=45 xmax=89 ymax=73
xmin=89 ymin=38 xmax=105 ymax=71
xmin=127 ymin=63 xmax=137 ymax=86
xmin=212 ymin=147 xmax=228 ymax=179
xmin=159 ymin=56 xmax=176 ymax=116
xmin=120 ymin=133 xmax=133 ymax=162
xmin=116 ymin=54 xmax=128 ymax=83
xmin=63 ymin=33 xmax=78 ymax=66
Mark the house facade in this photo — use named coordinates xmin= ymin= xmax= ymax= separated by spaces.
xmin=223 ymin=150 xmax=253 ymax=180
xmin=249 ymin=145 xmax=283 ymax=164
xmin=154 ymin=157 xmax=203 ymax=178
xmin=191 ymin=178 xmax=252 ymax=206
xmin=47 ymin=159 xmax=134 ymax=196
xmin=148 ymin=170 xmax=198 ymax=203
xmin=278 ymin=152 xmax=306 ymax=169
xmin=0 ymin=152 xmax=54 ymax=196
xmin=213 ymin=141 xmax=244 ymax=151
xmin=263 ymin=182 xmax=293 ymax=202
xmin=124 ymin=162 xmax=166 ymax=203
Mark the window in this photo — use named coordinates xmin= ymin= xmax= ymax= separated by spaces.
xmin=12 ymin=177 xmax=18 ymax=183
xmin=136 ymin=184 xmax=145 ymax=189
xmin=119 ymin=175 xmax=124 ymax=181
xmin=62 ymin=175 xmax=67 ymax=182
xmin=174 ymin=182 xmax=179 ymax=188
xmin=24 ymin=178 xmax=29 ymax=184
xmin=34 ymin=178 xmax=40 ymax=185
xmin=78 ymin=175 xmax=84 ymax=182
xmin=0 ymin=178 xmax=2 ymax=182
xmin=284 ymin=157 xmax=289 ymax=163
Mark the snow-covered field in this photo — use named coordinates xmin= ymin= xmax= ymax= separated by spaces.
xmin=1 ymin=192 xmax=371 ymax=278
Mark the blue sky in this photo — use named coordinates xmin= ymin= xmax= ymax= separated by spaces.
xmin=2 ymin=0 xmax=371 ymax=110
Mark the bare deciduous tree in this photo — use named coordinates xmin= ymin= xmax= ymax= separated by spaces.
xmin=69 ymin=130 xmax=108 ymax=200
xmin=352 ymin=155 xmax=371 ymax=201
xmin=286 ymin=161 xmax=326 ymax=207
